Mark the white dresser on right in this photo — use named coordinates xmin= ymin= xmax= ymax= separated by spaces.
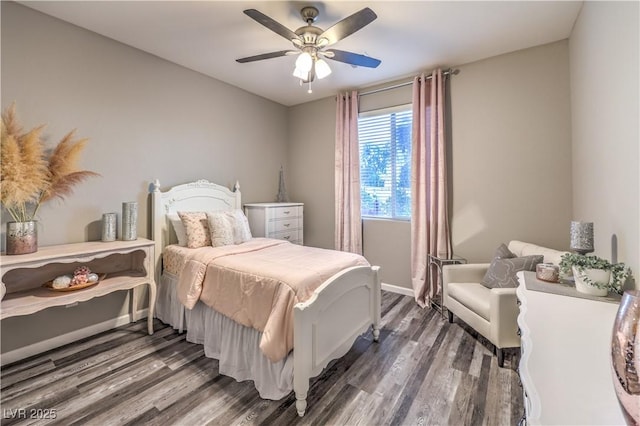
xmin=516 ymin=271 xmax=624 ymax=425
xmin=244 ymin=202 xmax=303 ymax=245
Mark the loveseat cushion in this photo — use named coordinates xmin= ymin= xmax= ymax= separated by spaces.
xmin=447 ymin=282 xmax=491 ymax=321
xmin=481 ymin=255 xmax=544 ymax=288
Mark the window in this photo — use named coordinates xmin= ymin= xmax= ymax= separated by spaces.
xmin=358 ymin=105 xmax=412 ymax=219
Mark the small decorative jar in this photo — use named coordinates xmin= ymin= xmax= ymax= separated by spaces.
xmin=536 ymin=263 xmax=559 ymax=283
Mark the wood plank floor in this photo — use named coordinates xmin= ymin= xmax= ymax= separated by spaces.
xmin=1 ymin=292 xmax=523 ymax=425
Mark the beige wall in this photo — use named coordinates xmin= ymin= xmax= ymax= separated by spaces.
xmin=450 ymin=41 xmax=573 ymax=262
xmin=289 ymin=41 xmax=573 ymax=289
xmin=287 ymin=96 xmax=336 ymax=250
xmin=1 ymin=3 xmax=288 ymax=353
xmin=569 ymin=1 xmax=639 ymax=289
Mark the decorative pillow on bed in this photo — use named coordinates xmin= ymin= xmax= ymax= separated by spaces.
xmin=481 ymin=255 xmax=544 ymax=288
xmin=178 ymin=211 xmax=211 ymax=248
xmin=225 ymin=209 xmax=252 ymax=244
xmin=207 ymin=212 xmax=235 ymax=247
xmin=167 ymin=213 xmax=187 ymax=246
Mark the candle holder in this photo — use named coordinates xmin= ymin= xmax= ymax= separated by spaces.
xmin=122 ymin=202 xmax=138 ymax=241
xmin=101 ymin=213 xmax=117 ymax=242
xmin=570 ymin=221 xmax=594 ymax=254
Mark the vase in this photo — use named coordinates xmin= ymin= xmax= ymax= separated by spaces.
xmin=611 ymin=290 xmax=640 ymax=425
xmin=573 ymin=266 xmax=610 ymax=297
xmin=6 ymin=221 xmax=37 ymax=255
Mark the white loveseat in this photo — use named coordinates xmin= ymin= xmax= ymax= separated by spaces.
xmin=442 ymin=240 xmax=567 ymax=367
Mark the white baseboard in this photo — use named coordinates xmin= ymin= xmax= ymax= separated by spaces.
xmin=381 ymin=282 xmax=414 ymax=297
xmin=1 ymin=309 xmax=148 ymax=365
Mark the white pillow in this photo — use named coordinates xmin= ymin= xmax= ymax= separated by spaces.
xmin=167 ymin=213 xmax=187 ymax=246
xmin=225 ymin=209 xmax=253 ymax=244
xmin=207 ymin=211 xmax=234 ymax=247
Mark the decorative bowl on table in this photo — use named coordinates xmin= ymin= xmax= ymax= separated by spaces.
xmin=43 ymin=267 xmax=106 ymax=292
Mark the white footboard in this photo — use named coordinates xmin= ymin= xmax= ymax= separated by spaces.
xmin=293 ymin=265 xmax=381 ymax=417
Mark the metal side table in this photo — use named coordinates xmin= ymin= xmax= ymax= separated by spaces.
xmin=428 ymin=254 xmax=467 ymax=319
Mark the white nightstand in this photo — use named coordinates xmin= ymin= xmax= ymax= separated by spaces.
xmin=244 ymin=202 xmax=304 ymax=245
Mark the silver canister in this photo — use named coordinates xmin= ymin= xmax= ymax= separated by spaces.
xmin=101 ymin=213 xmax=117 ymax=242
xmin=122 ymin=201 xmax=138 ymax=241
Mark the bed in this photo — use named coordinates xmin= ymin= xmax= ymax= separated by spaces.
xmin=150 ymin=178 xmax=381 ymax=417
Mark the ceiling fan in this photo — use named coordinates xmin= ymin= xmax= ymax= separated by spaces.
xmin=236 ymin=6 xmax=381 ymax=85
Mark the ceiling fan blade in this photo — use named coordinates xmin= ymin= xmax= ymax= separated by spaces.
xmin=324 ymin=49 xmax=381 ymax=68
xmin=236 ymin=50 xmax=295 ymax=63
xmin=243 ymin=9 xmax=302 ymax=43
xmin=319 ymin=8 xmax=377 ymax=46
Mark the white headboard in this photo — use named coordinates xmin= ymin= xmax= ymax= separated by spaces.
xmin=150 ymin=178 xmax=241 ymax=277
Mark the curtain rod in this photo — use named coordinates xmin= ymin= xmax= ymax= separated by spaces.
xmin=358 ymin=68 xmax=459 ymax=97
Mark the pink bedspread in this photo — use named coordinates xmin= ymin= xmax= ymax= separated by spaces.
xmin=176 ymin=238 xmax=369 ymax=362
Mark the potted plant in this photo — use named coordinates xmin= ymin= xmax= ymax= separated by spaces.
xmin=1 ymin=104 xmax=98 ymax=254
xmin=559 ymin=252 xmax=631 ymax=296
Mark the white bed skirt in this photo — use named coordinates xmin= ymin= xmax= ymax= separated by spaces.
xmin=155 ymin=272 xmax=294 ymax=400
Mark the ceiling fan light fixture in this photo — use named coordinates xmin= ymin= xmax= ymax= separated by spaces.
xmin=315 ymin=58 xmax=332 ymax=79
xmin=295 ymin=52 xmax=313 ymax=73
xmin=293 ymin=66 xmax=308 ymax=80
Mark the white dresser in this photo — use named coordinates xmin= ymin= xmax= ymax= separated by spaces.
xmin=516 ymin=271 xmax=624 ymax=425
xmin=244 ymin=202 xmax=303 ymax=245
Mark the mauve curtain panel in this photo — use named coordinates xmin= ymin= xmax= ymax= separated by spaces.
xmin=335 ymin=91 xmax=363 ymax=254
xmin=411 ymin=69 xmax=452 ymax=307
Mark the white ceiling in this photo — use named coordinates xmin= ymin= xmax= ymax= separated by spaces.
xmin=20 ymin=1 xmax=583 ymax=106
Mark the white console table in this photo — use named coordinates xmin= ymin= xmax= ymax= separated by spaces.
xmin=1 ymin=239 xmax=157 ymax=335
xmin=516 ymin=271 xmax=625 ymax=425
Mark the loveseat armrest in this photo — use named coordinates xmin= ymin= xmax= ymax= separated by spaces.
xmin=442 ymin=263 xmax=490 ymax=301
xmin=489 ymin=288 xmax=520 ymax=348
xmin=442 ymin=263 xmax=490 ymax=284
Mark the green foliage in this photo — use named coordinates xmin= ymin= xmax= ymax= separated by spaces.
xmin=559 ymin=253 xmax=631 ymax=294
xmin=361 ymin=144 xmax=389 ymax=187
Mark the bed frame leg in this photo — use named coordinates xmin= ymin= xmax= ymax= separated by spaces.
xmin=372 ymin=326 xmax=380 ymax=342
xmin=295 ymin=394 xmax=307 ymax=417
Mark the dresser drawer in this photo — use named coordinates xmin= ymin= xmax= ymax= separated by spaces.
xmin=271 ymin=205 xmax=302 ymax=219
xmin=268 ymin=217 xmax=300 ymax=233
xmin=270 ymin=229 xmax=301 ymax=244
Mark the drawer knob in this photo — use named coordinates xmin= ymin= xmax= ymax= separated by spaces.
xmin=283 ymin=236 xmax=291 ymax=240
xmin=283 ymin=211 xmax=290 ymax=215
xmin=284 ymin=223 xmax=290 ymax=227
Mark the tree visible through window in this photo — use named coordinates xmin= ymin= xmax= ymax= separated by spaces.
xmin=358 ymin=106 xmax=412 ymax=219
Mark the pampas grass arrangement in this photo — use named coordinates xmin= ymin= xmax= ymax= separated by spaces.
xmin=0 ymin=103 xmax=99 ymax=222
